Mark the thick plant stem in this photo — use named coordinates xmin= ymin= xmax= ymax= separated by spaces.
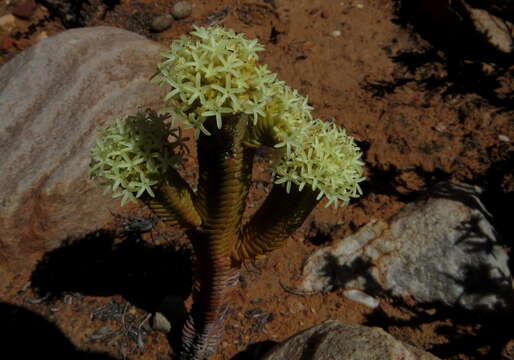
xmin=180 ymin=115 xmax=254 ymax=360
xmin=180 ymin=231 xmax=239 ymax=359
xmin=234 ymin=183 xmax=320 ymax=262
xmin=142 ymin=168 xmax=201 ymax=230
xmin=193 ymin=115 xmax=254 ymax=226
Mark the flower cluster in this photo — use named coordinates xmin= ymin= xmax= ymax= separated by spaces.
xmin=272 ymin=118 xmax=365 ymax=208
xmin=266 ymin=83 xmax=313 ymax=150
xmin=151 ymin=25 xmax=365 ymax=208
xmin=89 ymin=110 xmax=185 ymax=205
xmin=154 ymin=25 xmax=278 ymax=137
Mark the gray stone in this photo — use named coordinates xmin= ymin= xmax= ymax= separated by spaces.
xmin=463 ymin=2 xmax=513 ymax=53
xmin=261 ymin=320 xmax=439 ymax=360
xmin=172 ymin=1 xmax=192 ymax=20
xmin=301 ymin=182 xmax=514 ymax=311
xmin=0 ymin=26 xmax=165 ymax=280
xmin=152 ymin=312 xmax=172 ymax=333
xmin=152 ymin=294 xmax=187 ymax=333
xmin=151 ymin=14 xmax=173 ymax=32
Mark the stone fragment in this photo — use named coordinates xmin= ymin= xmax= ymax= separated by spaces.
xmin=12 ymin=0 xmax=37 ymax=20
xmin=151 ymin=14 xmax=173 ymax=32
xmin=498 ymin=134 xmax=510 ymax=142
xmin=342 ymin=289 xmax=379 ymax=308
xmin=152 ymin=312 xmax=171 ymax=333
xmin=0 ymin=14 xmax=17 ymax=32
xmin=463 ymin=3 xmax=513 ymax=53
xmin=152 ymin=294 xmax=187 ymax=333
xmin=301 ymin=182 xmax=514 ymax=311
xmin=261 ymin=320 xmax=439 ymax=360
xmin=172 ymin=1 xmax=192 ymax=20
xmin=0 ymin=26 xmax=165 ymax=282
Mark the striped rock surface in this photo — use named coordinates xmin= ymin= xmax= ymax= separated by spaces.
xmin=262 ymin=320 xmax=439 ymax=360
xmin=0 ymin=26 xmax=165 ymax=281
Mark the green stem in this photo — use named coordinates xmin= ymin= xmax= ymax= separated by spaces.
xmin=234 ymin=183 xmax=320 ymax=262
xmin=142 ymin=168 xmax=201 ymax=230
xmin=180 ymin=115 xmax=254 ymax=359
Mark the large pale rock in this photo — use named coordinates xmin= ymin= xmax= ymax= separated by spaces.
xmin=0 ymin=27 xmax=165 ymax=279
xmin=301 ymin=183 xmax=514 ymax=311
xmin=261 ymin=320 xmax=439 ymax=360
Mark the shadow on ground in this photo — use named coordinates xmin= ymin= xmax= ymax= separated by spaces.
xmin=30 ymin=226 xmax=193 ymax=313
xmin=363 ymin=1 xmax=513 ymax=109
xmin=364 ymin=296 xmax=514 ymax=360
xmin=0 ymin=302 xmax=115 ymax=359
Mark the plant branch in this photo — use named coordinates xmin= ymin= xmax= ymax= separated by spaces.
xmin=234 ymin=183 xmax=319 ymax=262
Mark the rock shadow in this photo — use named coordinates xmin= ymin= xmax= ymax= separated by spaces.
xmin=364 ymin=295 xmax=514 ymax=360
xmin=319 ymin=254 xmax=389 ymax=298
xmin=0 ymin=302 xmax=115 ymax=359
xmin=314 ymin=188 xmax=513 ymax=358
xmin=360 ymin=160 xmax=451 ymax=201
xmin=477 ymin=151 xmax=514 ymax=264
xmin=358 ymin=230 xmax=514 ymax=359
xmin=362 ymin=1 xmax=513 ymax=109
xmin=30 ymin=225 xmax=193 ymax=313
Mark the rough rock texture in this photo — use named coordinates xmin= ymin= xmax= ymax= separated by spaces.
xmin=0 ymin=26 xmax=165 ymax=280
xmin=462 ymin=1 xmax=513 ymax=53
xmin=261 ymin=320 xmax=440 ymax=360
xmin=301 ymin=183 xmax=514 ymax=311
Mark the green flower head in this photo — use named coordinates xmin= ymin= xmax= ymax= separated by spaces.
xmin=153 ymin=25 xmax=278 ymax=137
xmin=272 ymin=118 xmax=365 ymax=208
xmin=89 ymin=110 xmax=186 ymax=205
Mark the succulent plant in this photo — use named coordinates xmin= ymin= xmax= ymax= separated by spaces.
xmin=90 ymin=25 xmax=364 ymax=360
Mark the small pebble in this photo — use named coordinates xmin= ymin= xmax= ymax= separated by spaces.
xmin=434 ymin=123 xmax=447 ymax=132
xmin=90 ymin=326 xmax=115 ymax=340
xmin=155 ymin=294 xmax=187 ymax=330
xmin=0 ymin=14 xmax=16 ymax=32
xmin=343 ymin=289 xmax=379 ymax=308
xmin=425 ymin=308 xmax=437 ymax=315
xmin=152 ymin=312 xmax=171 ymax=333
xmin=21 ymin=281 xmax=31 ymax=292
xmin=151 ymin=14 xmax=173 ymax=32
xmin=481 ymin=63 xmax=494 ymax=74
xmin=498 ymin=134 xmax=510 ymax=142
xmin=172 ymin=1 xmax=192 ymax=20
xmin=331 ymin=30 xmax=341 ymax=37
xmin=12 ymin=0 xmax=37 ymax=20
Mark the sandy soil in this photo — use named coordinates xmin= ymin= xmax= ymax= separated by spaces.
xmin=1 ymin=0 xmax=513 ymax=359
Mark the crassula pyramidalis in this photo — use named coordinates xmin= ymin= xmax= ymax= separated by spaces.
xmin=90 ymin=25 xmax=364 ymax=360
